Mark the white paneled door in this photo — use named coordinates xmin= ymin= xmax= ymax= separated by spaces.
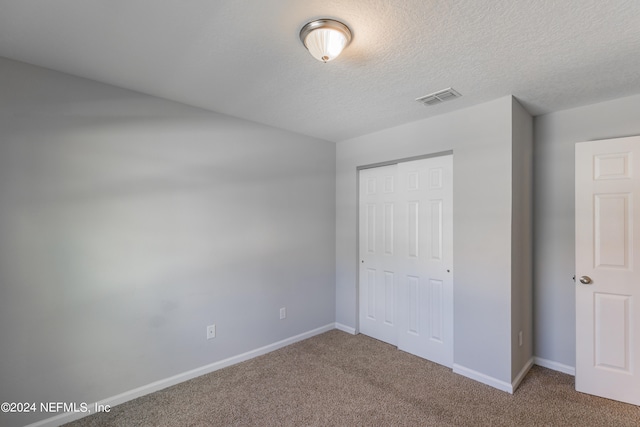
xmin=359 ymin=163 xmax=399 ymax=346
xmin=575 ymin=136 xmax=640 ymax=405
xmin=359 ymin=156 xmax=453 ymax=367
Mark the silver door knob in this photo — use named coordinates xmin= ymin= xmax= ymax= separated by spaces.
xmin=579 ymin=276 xmax=593 ymax=285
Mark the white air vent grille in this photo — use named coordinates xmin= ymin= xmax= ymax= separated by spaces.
xmin=415 ymin=88 xmax=461 ymax=106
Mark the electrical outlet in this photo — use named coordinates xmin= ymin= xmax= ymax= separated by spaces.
xmin=207 ymin=324 xmax=216 ymax=340
xmin=518 ymin=331 xmax=523 ymax=347
xmin=280 ymin=307 xmax=286 ymax=320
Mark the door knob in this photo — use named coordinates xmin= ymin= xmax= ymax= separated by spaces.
xmin=579 ymin=276 xmax=593 ymax=285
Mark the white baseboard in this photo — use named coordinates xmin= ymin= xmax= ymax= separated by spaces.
xmin=533 ymin=357 xmax=575 ymax=376
xmin=334 ymin=322 xmax=356 ymax=335
xmin=512 ymin=357 xmax=534 ymax=392
xmin=453 ymin=364 xmax=514 ymax=394
xmin=26 ymin=323 xmax=335 ymax=427
xmin=453 ymin=357 xmax=534 ymax=394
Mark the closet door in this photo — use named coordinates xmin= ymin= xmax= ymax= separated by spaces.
xmin=359 ymin=164 xmax=399 ymax=345
xmin=358 ymin=156 xmax=453 ymax=368
xmin=396 ymin=156 xmax=453 ymax=367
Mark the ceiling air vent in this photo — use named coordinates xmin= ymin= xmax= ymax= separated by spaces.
xmin=415 ymin=87 xmax=461 ymax=106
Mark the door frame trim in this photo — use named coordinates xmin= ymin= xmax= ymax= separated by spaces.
xmin=356 ymin=150 xmax=454 ymax=171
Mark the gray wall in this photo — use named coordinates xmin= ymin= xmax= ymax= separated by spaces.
xmin=511 ymin=98 xmax=534 ymax=378
xmin=336 ymin=96 xmax=520 ymax=384
xmin=0 ymin=58 xmax=336 ymax=427
xmin=533 ymin=93 xmax=640 ymax=368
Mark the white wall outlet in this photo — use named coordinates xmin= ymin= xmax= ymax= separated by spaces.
xmin=279 ymin=307 xmax=286 ymax=320
xmin=518 ymin=330 xmax=523 ymax=347
xmin=207 ymin=324 xmax=216 ymax=340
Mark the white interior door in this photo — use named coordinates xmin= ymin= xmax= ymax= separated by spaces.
xmin=359 ymin=164 xmax=399 ymax=345
xmin=359 ymin=155 xmax=453 ymax=368
xmin=396 ymin=156 xmax=453 ymax=367
xmin=575 ymin=135 xmax=640 ymax=405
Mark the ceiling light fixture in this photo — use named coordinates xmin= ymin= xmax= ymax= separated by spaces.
xmin=299 ymin=19 xmax=352 ymax=63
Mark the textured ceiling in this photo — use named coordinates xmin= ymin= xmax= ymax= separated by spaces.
xmin=1 ymin=0 xmax=639 ymax=142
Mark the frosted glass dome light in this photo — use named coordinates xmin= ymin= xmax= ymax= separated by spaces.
xmin=300 ymin=19 xmax=352 ymax=63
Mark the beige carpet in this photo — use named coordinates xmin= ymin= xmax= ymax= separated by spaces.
xmin=65 ymin=330 xmax=640 ymax=426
